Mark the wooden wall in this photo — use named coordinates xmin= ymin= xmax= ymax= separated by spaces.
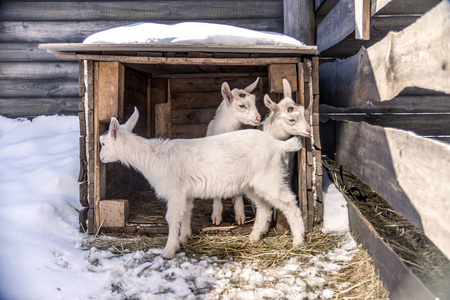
xmin=318 ymin=0 xmax=450 ymax=262
xmin=0 ymin=0 xmax=284 ymax=118
xmin=315 ymin=0 xmax=441 ymax=59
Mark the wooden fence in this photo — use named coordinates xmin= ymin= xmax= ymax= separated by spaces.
xmin=318 ymin=0 xmax=450 ymax=260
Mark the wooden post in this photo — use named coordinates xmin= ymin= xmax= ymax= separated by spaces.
xmin=355 ymin=0 xmax=371 ymax=40
xmin=283 ymin=0 xmax=315 ymax=45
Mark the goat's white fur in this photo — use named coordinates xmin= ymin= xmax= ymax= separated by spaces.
xmin=261 ymin=78 xmax=312 ymax=140
xmin=100 ymin=107 xmax=304 ymax=259
xmin=206 ymin=78 xmax=261 ymax=225
xmin=210 ymin=79 xmax=313 ymax=225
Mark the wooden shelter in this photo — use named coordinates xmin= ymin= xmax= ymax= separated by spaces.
xmin=39 ymin=43 xmax=322 ymax=238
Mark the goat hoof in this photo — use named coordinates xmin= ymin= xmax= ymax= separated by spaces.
xmin=249 ymin=232 xmax=260 ymax=242
xmin=161 ymin=248 xmax=176 ymax=260
xmin=211 ymin=214 xmax=222 ymax=225
xmin=235 ymin=214 xmax=246 ymax=225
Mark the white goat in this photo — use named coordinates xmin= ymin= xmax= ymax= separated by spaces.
xmin=207 ymin=78 xmax=261 ymax=225
xmin=261 ymin=78 xmax=312 ymax=140
xmin=100 ymin=108 xmax=304 ymax=259
xmin=211 ymin=79 xmax=312 ymax=226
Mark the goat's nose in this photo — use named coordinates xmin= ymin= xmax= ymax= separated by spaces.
xmin=256 ymin=115 xmax=261 ymax=122
xmin=307 ymin=128 xmax=311 ymax=133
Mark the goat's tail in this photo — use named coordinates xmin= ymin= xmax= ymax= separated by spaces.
xmin=282 ymin=136 xmax=303 ymax=152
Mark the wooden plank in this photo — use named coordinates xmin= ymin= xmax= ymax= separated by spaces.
xmin=55 ymin=53 xmax=302 ymax=66
xmin=373 ymin=0 xmax=441 ymax=16
xmin=316 ymin=0 xmax=355 ymax=53
xmin=170 ymin=76 xmax=264 ymax=93
xmin=347 ymin=200 xmax=436 ymax=299
xmin=0 ymin=62 xmax=78 ymax=80
xmin=336 ymin=121 xmax=450 ymax=260
xmin=268 ymin=64 xmax=297 ymax=93
xmin=172 ymin=108 xmax=216 ymax=125
xmin=96 ymin=62 xmax=124 ymax=122
xmin=154 ymin=80 xmax=172 ymax=138
xmin=283 ymin=0 xmax=315 ymax=45
xmin=0 ymin=1 xmax=283 ymax=21
xmin=41 ymin=43 xmax=317 ymax=56
xmin=355 ymin=0 xmax=370 ymax=40
xmin=172 ymin=124 xmax=208 ymax=139
xmin=2 ymin=20 xmax=283 ymax=43
xmin=171 ymin=92 xmax=223 ymax=110
xmin=99 ymin=200 xmax=129 ymax=228
xmin=0 ymin=43 xmax=61 ymax=61
xmin=314 ymin=0 xmax=328 ymax=11
xmin=0 ymin=97 xmax=79 ymax=118
xmin=319 ymin=1 xmax=450 ymax=107
xmin=297 ymin=62 xmax=308 ymax=227
xmin=0 ymin=79 xmax=79 ymax=98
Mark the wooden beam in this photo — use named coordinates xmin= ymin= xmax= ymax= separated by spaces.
xmin=336 ymin=121 xmax=450 ymax=260
xmin=283 ymin=0 xmax=315 ymax=45
xmin=355 ymin=0 xmax=371 ymax=40
xmin=268 ymin=64 xmax=298 ymax=93
xmin=40 ymin=43 xmax=318 ymax=56
xmin=99 ymin=200 xmax=129 ymax=228
xmin=319 ymin=0 xmax=450 ymax=107
xmin=55 ymin=53 xmax=303 ymax=66
xmin=96 ymin=62 xmax=125 ymax=122
xmin=347 ymin=200 xmax=436 ymax=299
xmin=316 ymin=0 xmax=355 ymax=53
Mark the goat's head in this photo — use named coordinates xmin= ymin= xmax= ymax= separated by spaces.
xmin=100 ymin=107 xmax=139 ymax=163
xmin=222 ymin=77 xmax=261 ymax=126
xmin=263 ymin=79 xmax=311 ymax=138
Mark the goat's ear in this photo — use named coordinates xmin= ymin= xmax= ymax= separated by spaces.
xmin=122 ymin=107 xmax=139 ymax=131
xmin=264 ymin=94 xmax=279 ymax=113
xmin=221 ymin=82 xmax=233 ymax=104
xmin=244 ymin=77 xmax=260 ymax=93
xmin=282 ymin=78 xmax=292 ymax=99
xmin=110 ymin=117 xmax=120 ymax=140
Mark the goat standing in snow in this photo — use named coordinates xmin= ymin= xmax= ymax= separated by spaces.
xmin=99 ymin=108 xmax=304 ymax=259
xmin=206 ymin=78 xmax=261 ymax=225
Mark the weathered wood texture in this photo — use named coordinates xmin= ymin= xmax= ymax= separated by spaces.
xmin=283 ymin=0 xmax=315 ymax=45
xmin=318 ymin=1 xmax=450 ymax=104
xmin=0 ymin=0 xmax=284 ymax=118
xmin=336 ymin=121 xmax=450 ymax=260
xmin=316 ymin=0 xmax=441 ymax=57
xmin=347 ymin=200 xmax=436 ymax=300
xmin=319 ymin=1 xmax=450 ymax=137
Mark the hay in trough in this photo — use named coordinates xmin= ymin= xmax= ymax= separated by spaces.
xmin=323 ymin=157 xmax=450 ymax=299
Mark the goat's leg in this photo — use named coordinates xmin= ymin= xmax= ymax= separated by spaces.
xmin=211 ymin=198 xmax=223 ymax=225
xmin=269 ymin=186 xmax=304 ymax=247
xmin=245 ymin=190 xmax=272 ymax=242
xmin=232 ymin=194 xmax=246 ymax=225
xmin=179 ymin=198 xmax=194 ymax=245
xmin=162 ymin=196 xmax=186 ymax=259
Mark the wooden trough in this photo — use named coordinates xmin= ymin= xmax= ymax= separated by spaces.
xmin=40 ymin=43 xmax=322 ymax=236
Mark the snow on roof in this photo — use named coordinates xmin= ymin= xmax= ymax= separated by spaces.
xmin=83 ymin=22 xmax=305 ymax=46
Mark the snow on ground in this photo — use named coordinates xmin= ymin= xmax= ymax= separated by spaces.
xmin=83 ymin=22 xmax=305 ymax=46
xmin=0 ymin=115 xmax=354 ymax=300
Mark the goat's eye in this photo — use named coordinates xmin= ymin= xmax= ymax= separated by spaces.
xmin=101 ymin=142 xmax=105 ymax=146
xmin=288 ymin=119 xmax=295 ymax=123
xmin=239 ymin=93 xmax=246 ymax=98
xmin=239 ymin=104 xmax=246 ymax=109
xmin=287 ymin=107 xmax=294 ymax=113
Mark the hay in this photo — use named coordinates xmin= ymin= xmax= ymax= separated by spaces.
xmin=323 ymin=157 xmax=450 ymax=299
xmin=83 ymin=228 xmax=389 ymax=299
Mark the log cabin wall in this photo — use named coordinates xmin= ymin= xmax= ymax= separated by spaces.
xmin=0 ymin=0 xmax=284 ymax=118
